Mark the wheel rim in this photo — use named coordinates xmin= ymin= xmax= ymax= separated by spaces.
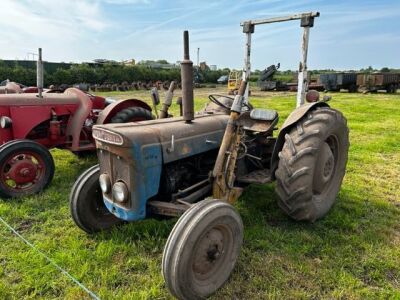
xmin=314 ymin=135 xmax=339 ymax=195
xmin=0 ymin=151 xmax=46 ymax=193
xmin=191 ymin=224 xmax=233 ymax=283
xmin=88 ymin=179 xmax=113 ymax=217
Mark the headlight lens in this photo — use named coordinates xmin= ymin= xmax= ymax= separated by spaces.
xmin=112 ymin=181 xmax=129 ymax=203
xmin=99 ymin=173 xmax=111 ymax=194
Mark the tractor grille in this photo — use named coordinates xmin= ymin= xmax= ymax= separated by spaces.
xmin=97 ymin=148 xmax=132 ymax=205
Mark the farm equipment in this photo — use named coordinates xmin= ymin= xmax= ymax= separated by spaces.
xmin=357 ymin=72 xmax=399 ymax=93
xmin=71 ymin=11 xmax=349 ymax=299
xmin=227 ymin=70 xmax=242 ymax=94
xmin=257 ymin=63 xmax=288 ymax=91
xmin=319 ymin=72 xmax=358 ymax=92
xmin=0 ymin=49 xmax=153 ymax=198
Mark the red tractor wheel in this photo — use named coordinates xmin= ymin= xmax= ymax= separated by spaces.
xmin=0 ymin=140 xmax=55 ymax=199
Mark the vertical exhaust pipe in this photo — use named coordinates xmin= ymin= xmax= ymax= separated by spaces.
xmin=37 ymin=48 xmax=43 ymax=98
xmin=181 ymin=31 xmax=194 ymax=123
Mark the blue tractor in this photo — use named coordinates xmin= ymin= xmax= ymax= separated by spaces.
xmin=70 ymin=13 xmax=349 ymax=300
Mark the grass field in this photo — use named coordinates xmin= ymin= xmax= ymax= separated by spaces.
xmin=0 ymin=87 xmax=399 ymax=299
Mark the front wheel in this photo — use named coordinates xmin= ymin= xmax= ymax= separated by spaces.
xmin=0 ymin=140 xmax=54 ymax=198
xmin=162 ymin=199 xmax=243 ymax=300
xmin=275 ymin=107 xmax=349 ymax=221
xmin=70 ymin=165 xmax=122 ymax=233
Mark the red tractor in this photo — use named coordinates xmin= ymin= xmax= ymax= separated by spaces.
xmin=0 ymin=84 xmax=152 ymax=199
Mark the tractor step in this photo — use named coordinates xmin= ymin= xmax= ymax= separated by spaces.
xmin=147 ymin=200 xmax=188 ymax=217
xmin=236 ymin=168 xmax=272 ymax=184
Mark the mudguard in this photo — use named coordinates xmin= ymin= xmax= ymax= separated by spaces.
xmin=96 ymin=98 xmax=152 ymax=124
xmin=270 ymin=101 xmax=330 ymax=178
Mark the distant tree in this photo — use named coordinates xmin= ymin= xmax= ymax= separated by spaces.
xmin=360 ymin=66 xmax=375 ymax=73
xmin=156 ymin=60 xmax=169 ymax=64
xmin=380 ymin=67 xmax=390 ymax=72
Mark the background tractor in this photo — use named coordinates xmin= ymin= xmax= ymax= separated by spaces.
xmin=0 ymin=49 xmax=153 ymax=198
xmin=70 ymin=12 xmax=349 ymax=300
xmin=227 ymin=70 xmax=242 ymax=95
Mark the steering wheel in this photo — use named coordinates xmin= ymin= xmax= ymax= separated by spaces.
xmin=208 ymin=94 xmax=252 ymax=111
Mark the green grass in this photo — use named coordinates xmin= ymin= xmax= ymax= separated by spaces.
xmin=0 ymin=88 xmax=399 ymax=299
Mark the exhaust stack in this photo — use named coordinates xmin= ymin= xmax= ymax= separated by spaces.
xmin=181 ymin=31 xmax=194 ymax=123
xmin=37 ymin=48 xmax=43 ymax=98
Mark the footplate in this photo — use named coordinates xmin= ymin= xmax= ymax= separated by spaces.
xmin=236 ymin=169 xmax=272 ymax=184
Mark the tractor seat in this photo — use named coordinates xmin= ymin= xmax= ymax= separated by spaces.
xmin=250 ymin=109 xmax=278 ymax=122
xmin=237 ymin=109 xmax=279 ymax=133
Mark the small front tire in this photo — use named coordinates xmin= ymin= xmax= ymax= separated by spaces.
xmin=162 ymin=199 xmax=243 ymax=300
xmin=70 ymin=165 xmax=122 ymax=233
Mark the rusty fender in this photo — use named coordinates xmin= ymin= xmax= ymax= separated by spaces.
xmin=270 ymin=101 xmax=329 ymax=178
xmin=96 ymin=98 xmax=152 ymax=124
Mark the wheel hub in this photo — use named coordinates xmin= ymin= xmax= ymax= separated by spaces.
xmin=8 ymin=159 xmax=38 ymax=184
xmin=193 ymin=228 xmax=224 ymax=277
xmin=314 ymin=142 xmax=335 ymax=193
xmin=323 ymin=155 xmax=334 ymax=181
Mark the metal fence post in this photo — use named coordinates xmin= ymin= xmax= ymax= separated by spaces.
xmin=296 ymin=26 xmax=310 ymax=107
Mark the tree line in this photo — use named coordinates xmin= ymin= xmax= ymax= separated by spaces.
xmin=0 ymin=60 xmax=228 ymax=86
xmin=1 ymin=60 xmax=397 ymax=87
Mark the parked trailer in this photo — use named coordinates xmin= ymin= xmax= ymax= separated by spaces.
xmin=319 ymin=73 xmax=357 ymax=92
xmin=357 ymin=73 xmax=399 ymax=93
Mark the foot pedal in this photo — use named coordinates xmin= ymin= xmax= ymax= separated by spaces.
xmin=236 ymin=169 xmax=272 ymax=184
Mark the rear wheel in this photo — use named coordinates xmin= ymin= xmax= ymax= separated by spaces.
xmin=275 ymin=107 xmax=349 ymax=221
xmin=0 ymin=140 xmax=54 ymax=198
xmin=70 ymin=165 xmax=122 ymax=233
xmin=110 ymin=107 xmax=153 ymax=123
xmin=162 ymin=199 xmax=243 ymax=300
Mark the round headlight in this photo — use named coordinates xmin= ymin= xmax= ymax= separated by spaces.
xmin=112 ymin=181 xmax=128 ymax=203
xmin=99 ymin=173 xmax=111 ymax=194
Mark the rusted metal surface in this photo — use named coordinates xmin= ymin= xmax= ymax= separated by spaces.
xmin=171 ymin=178 xmax=210 ymax=201
xmin=240 ymin=12 xmax=320 ymax=107
xmin=236 ymin=111 xmax=278 ymax=133
xmin=296 ymin=25 xmax=310 ymax=107
xmin=159 ymin=81 xmax=176 ymax=118
xmin=357 ymin=73 xmax=399 ymax=92
xmin=176 ymin=184 xmax=211 ymax=204
xmin=96 ymin=98 xmax=152 ymax=124
xmin=240 ymin=12 xmax=319 ymax=26
xmin=270 ymin=101 xmax=329 ymax=178
xmin=181 ymin=31 xmax=194 ymax=122
xmin=94 ymin=113 xmax=229 ymax=162
xmin=211 ymin=79 xmax=248 ymax=202
xmin=147 ymin=201 xmax=187 ymax=217
xmin=236 ymin=168 xmax=271 ymax=184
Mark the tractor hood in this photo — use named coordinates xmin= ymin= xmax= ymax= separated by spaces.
xmin=93 ymin=113 xmax=229 ymax=164
xmin=93 ymin=113 xmax=229 ymax=221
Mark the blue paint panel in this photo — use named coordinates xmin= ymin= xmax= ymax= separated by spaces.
xmin=103 ymin=143 xmax=162 ymax=221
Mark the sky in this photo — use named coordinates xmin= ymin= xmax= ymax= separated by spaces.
xmin=0 ymin=0 xmax=399 ymax=70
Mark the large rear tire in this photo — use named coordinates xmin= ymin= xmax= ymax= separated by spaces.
xmin=162 ymin=199 xmax=243 ymax=300
xmin=70 ymin=165 xmax=122 ymax=233
xmin=110 ymin=107 xmax=153 ymax=123
xmin=275 ymin=107 xmax=349 ymax=221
